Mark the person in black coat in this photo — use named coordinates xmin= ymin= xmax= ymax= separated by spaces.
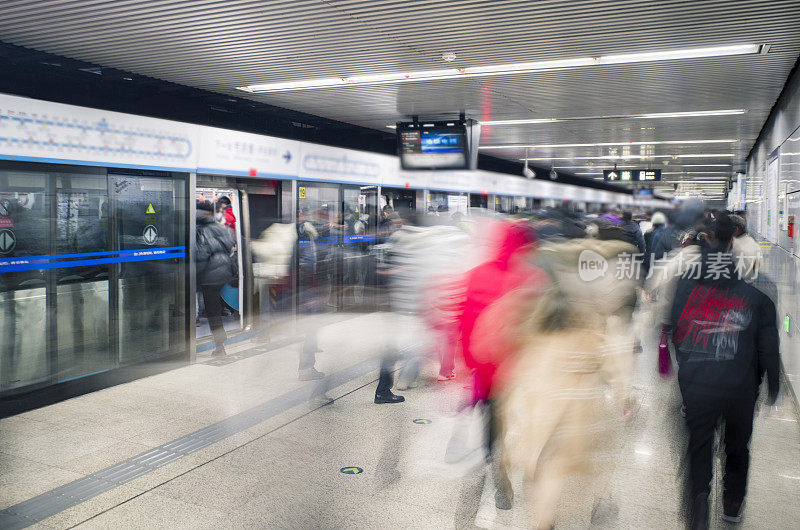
xmin=669 ymin=211 xmax=779 ymax=529
xmin=196 ymin=200 xmax=236 ymax=356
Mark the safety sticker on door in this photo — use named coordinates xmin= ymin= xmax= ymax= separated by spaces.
xmin=143 ymin=225 xmax=158 ymax=245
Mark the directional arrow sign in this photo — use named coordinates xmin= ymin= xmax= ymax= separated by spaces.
xmin=283 ymin=150 xmax=292 ymax=163
xmin=143 ymin=225 xmax=158 ymax=245
xmin=0 ymin=229 xmax=16 ymax=254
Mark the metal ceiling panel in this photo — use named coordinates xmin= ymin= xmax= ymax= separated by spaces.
xmin=1 ymin=0 xmax=799 ymax=196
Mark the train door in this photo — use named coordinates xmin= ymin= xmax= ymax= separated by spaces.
xmin=1 ymin=164 xmax=189 ymax=400
xmin=296 ymin=182 xmax=341 ymax=311
xmin=246 ymin=179 xmax=291 ymax=338
xmin=470 ymin=193 xmax=488 ymax=209
xmin=109 ymin=173 xmax=188 ymax=365
xmin=380 ymin=187 xmax=415 ymax=219
xmin=342 ymin=185 xmax=378 ymax=310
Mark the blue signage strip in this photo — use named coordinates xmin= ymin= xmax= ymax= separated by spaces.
xmin=343 ymin=235 xmax=376 ymax=243
xmin=0 ymin=247 xmax=186 ymax=273
xmin=298 ymin=237 xmax=339 ymax=247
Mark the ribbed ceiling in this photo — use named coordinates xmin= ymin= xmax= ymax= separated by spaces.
xmin=2 ymin=0 xmax=800 ymax=198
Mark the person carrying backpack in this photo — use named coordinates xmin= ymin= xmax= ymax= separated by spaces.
xmin=196 ymin=200 xmax=236 ymax=357
xmin=669 ymin=211 xmax=779 ymax=529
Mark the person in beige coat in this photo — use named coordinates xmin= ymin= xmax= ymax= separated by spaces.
xmin=495 ymin=238 xmax=637 ymax=529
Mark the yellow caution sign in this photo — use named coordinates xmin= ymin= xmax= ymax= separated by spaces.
xmin=146 ymin=203 xmax=156 ymax=214
xmin=298 ymin=187 xmax=306 ymax=199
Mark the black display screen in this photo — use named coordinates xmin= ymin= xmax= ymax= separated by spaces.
xmin=397 ymin=121 xmax=472 ymax=170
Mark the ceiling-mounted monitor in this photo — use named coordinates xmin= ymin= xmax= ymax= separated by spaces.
xmin=396 ymin=119 xmax=480 ymax=170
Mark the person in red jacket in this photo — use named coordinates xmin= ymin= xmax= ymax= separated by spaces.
xmin=217 ymin=196 xmax=236 ymax=232
xmin=456 ymin=220 xmax=547 ymax=456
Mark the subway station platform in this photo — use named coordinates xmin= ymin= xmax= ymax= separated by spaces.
xmin=1 ymin=313 xmax=798 ymax=529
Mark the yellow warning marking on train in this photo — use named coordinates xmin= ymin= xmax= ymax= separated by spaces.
xmin=298 ymin=187 xmax=306 ymax=199
xmin=146 ymin=203 xmax=156 ymax=214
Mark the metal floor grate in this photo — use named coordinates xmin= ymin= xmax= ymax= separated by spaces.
xmin=0 ymin=356 xmax=381 ymax=529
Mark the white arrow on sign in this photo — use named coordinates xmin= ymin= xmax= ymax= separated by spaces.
xmin=0 ymin=199 xmax=11 ymax=217
xmin=0 ymin=229 xmax=16 ymax=254
xmin=143 ymin=225 xmax=158 ymax=245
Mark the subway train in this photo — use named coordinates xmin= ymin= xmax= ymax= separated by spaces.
xmin=0 ymin=92 xmax=669 ymax=415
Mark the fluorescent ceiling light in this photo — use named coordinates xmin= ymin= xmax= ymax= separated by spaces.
xmin=480 ymin=118 xmax=562 ymax=126
xmin=520 ymin=153 xmax=735 ymax=161
xmin=239 ymin=45 xmax=760 ymax=93
xmin=480 ymin=139 xmax=735 ymax=149
xmin=636 ymin=109 xmax=746 ymax=119
xmin=478 ymin=109 xmax=746 ymax=127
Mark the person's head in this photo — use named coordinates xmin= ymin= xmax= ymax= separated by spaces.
xmin=622 ymin=211 xmax=633 ymax=222
xmin=217 ymin=196 xmax=231 ymax=209
xmin=702 ymin=210 xmax=735 ymax=250
xmin=651 ymin=211 xmax=667 ymax=227
xmin=196 ymin=200 xmax=214 ymax=218
xmin=730 ymin=214 xmax=747 ymax=238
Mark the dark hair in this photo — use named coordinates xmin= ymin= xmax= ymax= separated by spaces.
xmin=709 ymin=210 xmax=735 ymax=247
xmin=217 ymin=196 xmax=231 ymax=207
xmin=622 ymin=211 xmax=633 ymax=222
xmin=196 ymin=200 xmax=214 ymax=212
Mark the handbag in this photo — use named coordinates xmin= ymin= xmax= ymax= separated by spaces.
xmin=658 ymin=329 xmax=673 ymax=378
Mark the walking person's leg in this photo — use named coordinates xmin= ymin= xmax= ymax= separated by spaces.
xmin=721 ymin=392 xmax=757 ymax=522
xmin=683 ymin=393 xmax=720 ymax=529
xmin=201 ymin=284 xmax=227 ymax=356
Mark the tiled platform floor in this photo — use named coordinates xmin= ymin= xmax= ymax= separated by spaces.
xmin=2 ymin=311 xmax=798 ymax=529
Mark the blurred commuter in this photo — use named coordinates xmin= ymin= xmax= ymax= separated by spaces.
xmin=669 ymin=212 xmax=780 ymax=529
xmin=642 ymin=211 xmax=672 ymax=277
xmin=730 ymin=214 xmax=761 ymax=283
xmin=196 ymin=200 xmax=236 ymax=357
xmin=297 ymin=210 xmax=326 ymax=381
xmin=621 ymin=210 xmax=646 ymax=254
xmin=498 ymin=238 xmax=637 ymax=528
xmin=455 ymin=221 xmax=546 ymax=450
xmin=374 ymin=212 xmax=416 ymax=403
xmin=250 ymin=222 xmax=297 ymax=340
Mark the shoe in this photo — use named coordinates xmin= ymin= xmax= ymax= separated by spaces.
xmin=722 ymin=499 xmax=744 ymax=523
xmin=690 ymin=493 xmax=709 ymax=530
xmin=437 ymin=371 xmax=455 ymax=381
xmin=212 ymin=347 xmax=226 ymax=357
xmin=374 ymin=391 xmax=405 ymax=404
xmin=298 ymin=368 xmax=325 ymax=381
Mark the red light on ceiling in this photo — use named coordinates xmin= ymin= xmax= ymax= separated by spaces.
xmin=404 ymin=182 xmax=410 ymax=188
xmin=249 ymin=168 xmax=257 ymax=176
xmin=482 ymin=190 xmax=488 ymax=196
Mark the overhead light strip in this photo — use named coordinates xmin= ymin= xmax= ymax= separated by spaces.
xmin=480 ymin=139 xmax=736 ymax=150
xmin=520 ymin=153 xmax=736 ymax=161
xmin=239 ymin=44 xmax=761 ymax=93
xmin=480 ymin=109 xmax=746 ymax=125
xmin=387 ymin=110 xmax=745 ymax=129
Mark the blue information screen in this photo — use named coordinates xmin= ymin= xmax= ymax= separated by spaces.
xmin=420 ymin=131 xmax=465 ymax=154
